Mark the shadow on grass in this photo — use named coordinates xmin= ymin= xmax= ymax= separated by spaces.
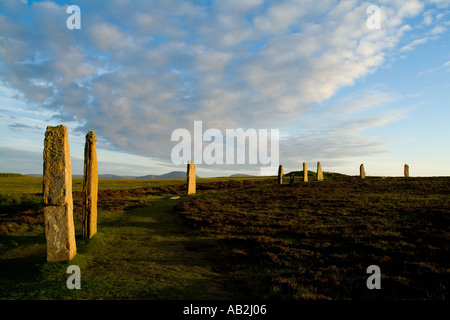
xmin=0 ymin=197 xmax=235 ymax=299
xmin=0 ymin=252 xmax=45 ymax=282
xmin=0 ymin=234 xmax=45 ymax=248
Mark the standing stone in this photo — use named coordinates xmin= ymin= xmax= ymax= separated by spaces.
xmin=278 ymin=165 xmax=283 ymax=185
xmin=187 ymin=161 xmax=196 ymax=195
xmin=303 ymin=162 xmax=308 ymax=182
xmin=82 ymin=131 xmax=98 ymax=239
xmin=404 ymin=164 xmax=409 ymax=178
xmin=43 ymin=125 xmax=76 ymax=262
xmin=360 ymin=164 xmax=366 ymax=179
xmin=317 ymin=162 xmax=323 ymax=181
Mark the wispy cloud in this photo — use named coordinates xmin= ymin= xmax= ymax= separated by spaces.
xmin=401 ymin=37 xmax=430 ymax=51
xmin=0 ymin=0 xmax=448 ymax=175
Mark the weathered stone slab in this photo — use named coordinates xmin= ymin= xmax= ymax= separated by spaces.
xmin=42 ymin=125 xmax=76 ymax=262
xmin=44 ymin=204 xmax=77 ymax=262
xmin=278 ymin=165 xmax=283 ymax=185
xmin=187 ymin=161 xmax=196 ymax=195
xmin=404 ymin=164 xmax=409 ymax=178
xmin=303 ymin=162 xmax=308 ymax=182
xmin=317 ymin=162 xmax=323 ymax=181
xmin=43 ymin=125 xmax=72 ymax=206
xmin=83 ymin=131 xmax=98 ymax=239
xmin=360 ymin=164 xmax=365 ymax=179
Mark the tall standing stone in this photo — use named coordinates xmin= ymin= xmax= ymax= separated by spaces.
xmin=83 ymin=131 xmax=98 ymax=239
xmin=360 ymin=164 xmax=366 ymax=179
xmin=187 ymin=161 xmax=196 ymax=195
xmin=317 ymin=162 xmax=323 ymax=181
xmin=278 ymin=165 xmax=283 ymax=185
xmin=43 ymin=125 xmax=76 ymax=262
xmin=303 ymin=162 xmax=308 ymax=182
xmin=404 ymin=164 xmax=409 ymax=178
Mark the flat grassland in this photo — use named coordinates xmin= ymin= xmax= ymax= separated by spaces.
xmin=0 ymin=173 xmax=449 ymax=300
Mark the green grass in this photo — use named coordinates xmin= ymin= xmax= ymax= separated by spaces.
xmin=0 ymin=174 xmax=187 ymax=194
xmin=0 ymin=194 xmax=42 ymax=213
xmin=1 ymin=174 xmax=449 ymax=300
xmin=0 ymin=174 xmax=273 ymax=236
xmin=0 ymin=174 xmax=269 ymax=194
xmin=0 ymin=175 xmax=45 ymax=195
xmin=176 ymin=177 xmax=450 ymax=300
xmin=0 ymin=196 xmax=231 ymax=300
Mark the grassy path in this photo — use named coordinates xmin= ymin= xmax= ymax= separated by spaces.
xmin=0 ymin=196 xmax=232 ymax=300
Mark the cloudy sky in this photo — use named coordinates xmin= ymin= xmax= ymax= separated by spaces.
xmin=1 ymin=0 xmax=449 ymax=177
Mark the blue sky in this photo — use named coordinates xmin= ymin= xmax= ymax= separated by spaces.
xmin=0 ymin=0 xmax=449 ymax=177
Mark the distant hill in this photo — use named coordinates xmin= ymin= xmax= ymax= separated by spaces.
xmin=13 ymin=171 xmax=352 ymax=180
xmin=25 ymin=174 xmax=43 ymax=177
xmin=137 ymin=171 xmax=189 ymax=179
xmin=229 ymin=174 xmax=256 ymax=177
xmin=23 ymin=171 xmax=195 ymax=179
xmin=26 ymin=173 xmax=85 ymax=178
xmin=99 ymin=174 xmax=136 ymax=179
xmin=0 ymin=173 xmax=23 ymax=177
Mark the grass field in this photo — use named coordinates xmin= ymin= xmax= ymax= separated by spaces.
xmin=177 ymin=176 xmax=450 ymax=300
xmin=0 ymin=173 xmax=449 ymax=300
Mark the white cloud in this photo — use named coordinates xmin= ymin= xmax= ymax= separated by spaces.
xmin=90 ymin=22 xmax=134 ymax=52
xmin=401 ymin=37 xmax=430 ymax=51
xmin=221 ymin=0 xmax=265 ymax=13
xmin=0 ymin=0 xmax=445 ymax=175
xmin=427 ymin=0 xmax=450 ymax=8
xmin=430 ymin=25 xmax=447 ymax=34
xmin=423 ymin=10 xmax=434 ymax=25
xmin=399 ymin=0 xmax=425 ymax=18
